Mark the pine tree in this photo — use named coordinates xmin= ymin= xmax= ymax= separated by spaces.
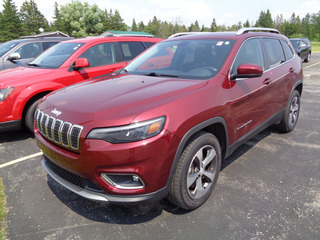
xmin=0 ymin=0 xmax=22 ymax=41
xmin=131 ymin=18 xmax=138 ymax=31
xmin=20 ymin=0 xmax=49 ymax=35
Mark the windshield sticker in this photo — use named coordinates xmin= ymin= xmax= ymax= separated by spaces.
xmin=216 ymin=41 xmax=224 ymax=46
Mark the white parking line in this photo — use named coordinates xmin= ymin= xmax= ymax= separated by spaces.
xmin=0 ymin=152 xmax=42 ymax=169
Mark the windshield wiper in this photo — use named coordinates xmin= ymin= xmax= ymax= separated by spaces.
xmin=146 ymin=72 xmax=179 ymax=78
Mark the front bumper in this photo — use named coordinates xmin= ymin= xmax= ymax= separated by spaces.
xmin=0 ymin=119 xmax=21 ymax=132
xmin=41 ymin=155 xmax=168 ymax=203
xmin=36 ymin=127 xmax=178 ymax=203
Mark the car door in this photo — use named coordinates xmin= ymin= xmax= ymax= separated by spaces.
xmin=71 ymin=42 xmax=127 ymax=82
xmin=228 ymin=38 xmax=273 ymax=141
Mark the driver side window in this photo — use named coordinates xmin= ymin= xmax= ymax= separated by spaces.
xmin=231 ymin=38 xmax=264 ymax=76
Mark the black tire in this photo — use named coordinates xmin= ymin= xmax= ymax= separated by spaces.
xmin=168 ymin=131 xmax=221 ymax=210
xmin=277 ymin=90 xmax=300 ymax=133
xmin=304 ymin=52 xmax=311 ymax=62
xmin=25 ymin=99 xmax=41 ymax=133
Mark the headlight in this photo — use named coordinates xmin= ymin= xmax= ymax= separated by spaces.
xmin=87 ymin=116 xmax=166 ymax=143
xmin=0 ymin=87 xmax=14 ymax=101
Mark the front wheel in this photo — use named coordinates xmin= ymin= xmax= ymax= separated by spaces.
xmin=25 ymin=99 xmax=41 ymax=133
xmin=304 ymin=52 xmax=311 ymax=62
xmin=168 ymin=131 xmax=221 ymax=210
xmin=277 ymin=90 xmax=300 ymax=133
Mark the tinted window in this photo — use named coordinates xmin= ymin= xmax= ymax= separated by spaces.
xmin=125 ymin=39 xmax=235 ymax=80
xmin=231 ymin=38 xmax=264 ymax=75
xmin=289 ymin=40 xmax=300 ymax=49
xmin=262 ymin=38 xmax=285 ymax=69
xmin=15 ymin=42 xmax=43 ymax=59
xmin=119 ymin=42 xmax=145 ymax=61
xmin=281 ymin=40 xmax=294 ymax=60
xmin=143 ymin=42 xmax=156 ymax=49
xmin=43 ymin=42 xmax=59 ymax=50
xmin=79 ymin=42 xmax=116 ymax=68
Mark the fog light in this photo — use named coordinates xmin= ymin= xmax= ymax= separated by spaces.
xmin=101 ymin=173 xmax=145 ymax=190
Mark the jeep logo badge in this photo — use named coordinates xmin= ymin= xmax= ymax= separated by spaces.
xmin=51 ymin=108 xmax=62 ymax=117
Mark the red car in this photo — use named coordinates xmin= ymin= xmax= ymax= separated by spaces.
xmin=0 ymin=35 xmax=162 ymax=132
xmin=35 ymin=28 xmax=303 ymax=210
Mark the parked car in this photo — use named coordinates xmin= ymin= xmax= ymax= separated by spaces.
xmin=289 ymin=38 xmax=312 ymax=62
xmin=35 ymin=27 xmax=303 ymax=210
xmin=0 ymin=34 xmax=162 ymax=132
xmin=0 ymin=37 xmax=73 ymax=70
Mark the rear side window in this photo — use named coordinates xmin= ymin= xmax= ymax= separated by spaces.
xmin=281 ymin=40 xmax=294 ymax=60
xmin=231 ymin=38 xmax=264 ymax=75
xmin=262 ymin=38 xmax=285 ymax=69
xmin=119 ymin=41 xmax=145 ymax=61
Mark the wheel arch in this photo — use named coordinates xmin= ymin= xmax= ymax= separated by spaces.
xmin=166 ymin=116 xmax=229 ymax=187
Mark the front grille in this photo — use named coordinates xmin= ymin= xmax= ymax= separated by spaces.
xmin=35 ymin=109 xmax=83 ymax=150
xmin=44 ymin=156 xmax=102 ymax=192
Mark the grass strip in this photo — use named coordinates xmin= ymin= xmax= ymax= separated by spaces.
xmin=0 ymin=178 xmax=7 ymax=240
xmin=311 ymin=42 xmax=320 ymax=52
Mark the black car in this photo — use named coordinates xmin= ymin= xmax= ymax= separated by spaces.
xmin=0 ymin=37 xmax=73 ymax=70
xmin=289 ymin=38 xmax=312 ymax=62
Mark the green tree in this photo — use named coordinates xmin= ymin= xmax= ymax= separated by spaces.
xmin=210 ymin=18 xmax=217 ymax=32
xmin=51 ymin=2 xmax=63 ymax=31
xmin=256 ymin=9 xmax=273 ymax=28
xmin=20 ymin=0 xmax=49 ymax=35
xmin=243 ymin=20 xmax=250 ymax=27
xmin=138 ymin=21 xmax=145 ymax=31
xmin=108 ymin=9 xmax=127 ymax=31
xmin=0 ymin=0 xmax=22 ymax=42
xmin=131 ymin=18 xmax=138 ymax=31
xmin=59 ymin=0 xmax=105 ymax=37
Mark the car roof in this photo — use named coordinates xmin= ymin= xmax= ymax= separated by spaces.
xmin=4 ymin=37 xmax=73 ymax=44
xmin=62 ymin=36 xmax=162 ymax=44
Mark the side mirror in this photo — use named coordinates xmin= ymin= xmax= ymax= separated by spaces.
xmin=230 ymin=63 xmax=263 ymax=80
xmin=74 ymin=58 xmax=89 ymax=70
xmin=7 ymin=52 xmax=21 ymax=62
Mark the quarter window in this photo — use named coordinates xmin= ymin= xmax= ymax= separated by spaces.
xmin=231 ymin=38 xmax=264 ymax=75
xmin=262 ymin=38 xmax=285 ymax=69
xmin=281 ymin=40 xmax=294 ymax=60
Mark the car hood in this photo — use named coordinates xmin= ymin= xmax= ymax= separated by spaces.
xmin=39 ymin=74 xmax=208 ymax=128
xmin=0 ymin=67 xmax=55 ymax=86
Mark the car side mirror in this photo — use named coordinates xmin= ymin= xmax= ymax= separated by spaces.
xmin=7 ymin=52 xmax=21 ymax=62
xmin=230 ymin=63 xmax=263 ymax=80
xmin=74 ymin=58 xmax=89 ymax=70
xmin=299 ymin=43 xmax=306 ymax=48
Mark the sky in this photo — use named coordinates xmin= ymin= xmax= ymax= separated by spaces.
xmin=1 ymin=0 xmax=320 ymax=28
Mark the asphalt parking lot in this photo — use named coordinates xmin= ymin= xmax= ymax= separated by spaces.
xmin=1 ymin=53 xmax=320 ymax=240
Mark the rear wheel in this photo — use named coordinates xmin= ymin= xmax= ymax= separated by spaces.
xmin=277 ymin=90 xmax=300 ymax=133
xmin=304 ymin=52 xmax=311 ymax=62
xmin=25 ymin=99 xmax=41 ymax=133
xmin=168 ymin=131 xmax=221 ymax=210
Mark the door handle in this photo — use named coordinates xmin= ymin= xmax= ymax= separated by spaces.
xmin=289 ymin=68 xmax=295 ymax=73
xmin=263 ymin=78 xmax=272 ymax=85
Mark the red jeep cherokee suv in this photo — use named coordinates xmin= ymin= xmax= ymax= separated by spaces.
xmin=0 ymin=34 xmax=161 ymax=132
xmin=35 ymin=28 xmax=303 ymax=210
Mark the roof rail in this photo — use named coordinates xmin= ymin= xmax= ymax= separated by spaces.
xmin=100 ymin=31 xmax=155 ymax=38
xmin=168 ymin=32 xmax=202 ymax=39
xmin=236 ymin=27 xmax=280 ymax=35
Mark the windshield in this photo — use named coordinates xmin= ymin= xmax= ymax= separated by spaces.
xmin=124 ymin=39 xmax=235 ymax=80
xmin=0 ymin=41 xmax=20 ymax=58
xmin=289 ymin=40 xmax=300 ymax=49
xmin=29 ymin=42 xmax=85 ymax=69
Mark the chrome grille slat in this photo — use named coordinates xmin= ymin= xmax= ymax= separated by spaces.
xmin=35 ymin=110 xmax=83 ymax=150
